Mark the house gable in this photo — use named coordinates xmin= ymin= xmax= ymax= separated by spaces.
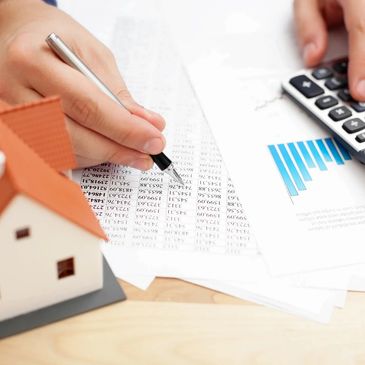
xmin=0 ymin=121 xmax=107 ymax=240
xmin=0 ymin=195 xmax=103 ymax=321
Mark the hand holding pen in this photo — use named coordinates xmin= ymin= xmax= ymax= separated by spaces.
xmin=46 ymin=33 xmax=183 ymax=184
xmin=0 ymin=0 xmax=171 ymax=172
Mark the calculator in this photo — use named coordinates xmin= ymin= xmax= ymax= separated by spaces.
xmin=282 ymin=57 xmax=365 ymax=164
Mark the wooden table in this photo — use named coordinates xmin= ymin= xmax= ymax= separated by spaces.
xmin=1 ymin=278 xmax=365 ymax=365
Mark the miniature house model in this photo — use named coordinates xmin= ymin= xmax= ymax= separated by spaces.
xmin=0 ymin=97 xmax=107 ymax=322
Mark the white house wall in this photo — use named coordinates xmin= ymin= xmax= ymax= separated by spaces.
xmin=0 ymin=194 xmax=104 ymax=321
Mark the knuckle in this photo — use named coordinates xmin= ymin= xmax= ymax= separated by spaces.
xmin=69 ymin=95 xmax=102 ymax=128
xmin=6 ymin=33 xmax=36 ymax=70
xmin=102 ymin=46 xmax=115 ymax=62
xmin=117 ymin=123 xmax=135 ymax=147
xmin=107 ymin=148 xmax=128 ymax=164
xmin=89 ymin=44 xmax=115 ymax=66
xmin=116 ymin=88 xmax=133 ymax=102
xmin=351 ymin=17 xmax=365 ymax=35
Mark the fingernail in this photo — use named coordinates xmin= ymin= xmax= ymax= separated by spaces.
xmin=143 ymin=137 xmax=164 ymax=154
xmin=303 ymin=43 xmax=316 ymax=64
xmin=356 ymin=80 xmax=365 ymax=99
xmin=129 ymin=158 xmax=152 ymax=171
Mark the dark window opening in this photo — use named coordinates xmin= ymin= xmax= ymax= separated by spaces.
xmin=57 ymin=257 xmax=75 ymax=279
xmin=15 ymin=227 xmax=30 ymax=240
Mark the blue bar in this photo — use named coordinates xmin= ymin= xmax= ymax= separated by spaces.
xmin=316 ymin=139 xmax=332 ymax=162
xmin=278 ymin=144 xmax=306 ymax=191
xmin=334 ymin=139 xmax=352 ymax=161
xmin=324 ymin=138 xmax=344 ymax=165
xmin=297 ymin=141 xmax=315 ymax=168
xmin=268 ymin=145 xmax=298 ymax=196
xmin=307 ymin=140 xmax=327 ymax=170
xmin=288 ymin=143 xmax=312 ymax=182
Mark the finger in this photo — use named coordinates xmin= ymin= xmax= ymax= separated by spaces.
xmin=26 ymin=54 xmax=166 ymax=155
xmin=321 ymin=0 xmax=344 ymax=28
xmin=66 ymin=116 xmax=153 ymax=170
xmin=75 ymin=46 xmax=165 ymax=131
xmin=341 ymin=0 xmax=365 ymax=100
xmin=0 ymin=86 xmax=41 ymax=106
xmin=0 ymin=79 xmax=152 ymax=170
xmin=115 ymin=88 xmax=166 ymax=132
xmin=294 ymin=0 xmax=328 ymax=66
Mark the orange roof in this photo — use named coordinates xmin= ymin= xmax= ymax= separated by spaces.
xmin=0 ymin=97 xmax=76 ymax=172
xmin=0 ymin=120 xmax=106 ymax=240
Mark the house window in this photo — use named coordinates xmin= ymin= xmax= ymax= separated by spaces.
xmin=57 ymin=257 xmax=75 ymax=279
xmin=15 ymin=227 xmax=30 ymax=240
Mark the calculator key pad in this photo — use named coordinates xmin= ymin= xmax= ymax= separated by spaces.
xmin=350 ymin=101 xmax=365 ymax=113
xmin=315 ymin=95 xmax=338 ymax=110
xmin=329 ymin=106 xmax=352 ymax=121
xmin=325 ymin=76 xmax=348 ymax=90
xmin=312 ymin=67 xmax=333 ymax=80
xmin=356 ymin=133 xmax=365 ymax=143
xmin=289 ymin=75 xmax=324 ymax=98
xmin=338 ymin=89 xmax=352 ymax=102
xmin=333 ymin=60 xmax=348 ymax=74
xmin=283 ymin=57 xmax=365 ymax=161
xmin=343 ymin=119 xmax=365 ymax=134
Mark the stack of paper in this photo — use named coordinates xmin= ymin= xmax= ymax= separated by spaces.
xmin=61 ymin=0 xmax=364 ymax=322
xmin=157 ymin=0 xmax=365 ymax=316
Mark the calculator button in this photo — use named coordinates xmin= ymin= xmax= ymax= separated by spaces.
xmin=329 ymin=106 xmax=352 ymax=121
xmin=356 ymin=132 xmax=365 ymax=143
xmin=289 ymin=75 xmax=324 ymax=98
xmin=315 ymin=95 xmax=338 ymax=110
xmin=333 ymin=60 xmax=348 ymax=74
xmin=312 ymin=67 xmax=333 ymax=80
xmin=325 ymin=76 xmax=348 ymax=90
xmin=343 ymin=119 xmax=365 ymax=134
xmin=350 ymin=101 xmax=365 ymax=113
xmin=338 ymin=89 xmax=353 ymax=102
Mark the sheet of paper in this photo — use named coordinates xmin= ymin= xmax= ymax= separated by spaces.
xmin=78 ymin=13 xmax=339 ymax=321
xmin=159 ymin=0 xmax=365 ymax=276
xmin=61 ymin=0 xmax=342 ymax=320
xmin=59 ymin=0 xmax=159 ymax=290
xmin=190 ymin=279 xmax=345 ymax=323
xmin=79 ymin=15 xmax=264 ymax=282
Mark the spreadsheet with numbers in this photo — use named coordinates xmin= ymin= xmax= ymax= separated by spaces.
xmin=79 ymin=17 xmax=262 ymax=282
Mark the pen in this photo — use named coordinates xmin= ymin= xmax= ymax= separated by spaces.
xmin=46 ymin=33 xmax=184 ymax=185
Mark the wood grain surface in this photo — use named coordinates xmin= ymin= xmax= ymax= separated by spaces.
xmin=1 ymin=278 xmax=365 ymax=365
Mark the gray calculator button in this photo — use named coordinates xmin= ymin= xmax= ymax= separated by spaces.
xmin=329 ymin=106 xmax=352 ymax=121
xmin=343 ymin=118 xmax=365 ymax=134
xmin=356 ymin=132 xmax=365 ymax=143
xmin=289 ymin=75 xmax=324 ymax=98
xmin=325 ymin=76 xmax=348 ymax=90
xmin=312 ymin=67 xmax=333 ymax=80
xmin=338 ymin=89 xmax=353 ymax=102
xmin=333 ymin=60 xmax=348 ymax=74
xmin=315 ymin=95 xmax=338 ymax=110
xmin=350 ymin=101 xmax=365 ymax=113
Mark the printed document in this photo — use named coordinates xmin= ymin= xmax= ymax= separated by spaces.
xmin=159 ymin=0 xmax=365 ymax=275
xmin=76 ymin=14 xmax=341 ymax=321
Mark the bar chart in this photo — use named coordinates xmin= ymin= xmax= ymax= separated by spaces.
xmin=268 ymin=138 xmax=352 ymax=197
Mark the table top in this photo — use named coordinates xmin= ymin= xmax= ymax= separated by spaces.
xmin=1 ymin=278 xmax=365 ymax=365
